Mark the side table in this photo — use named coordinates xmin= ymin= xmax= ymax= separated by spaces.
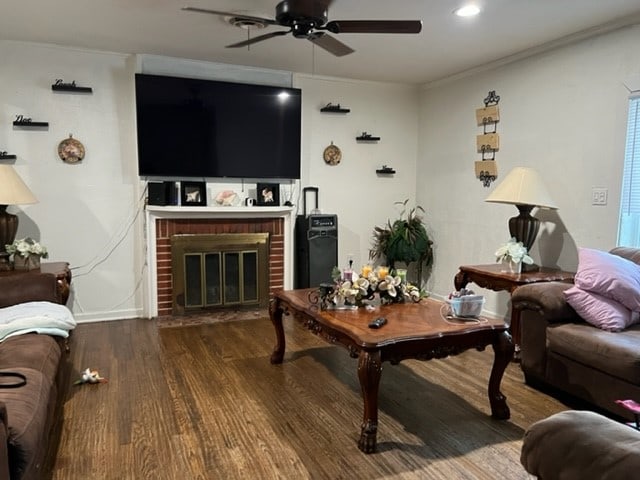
xmin=0 ymin=262 xmax=72 ymax=305
xmin=454 ymin=264 xmax=574 ymax=361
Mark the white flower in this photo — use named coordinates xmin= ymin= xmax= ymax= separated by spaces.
xmin=495 ymin=237 xmax=533 ymax=264
xmin=5 ymin=237 xmax=49 ymax=259
xmin=387 ymin=284 xmax=397 ymax=297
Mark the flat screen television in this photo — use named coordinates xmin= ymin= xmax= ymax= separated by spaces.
xmin=135 ymin=73 xmax=301 ymax=179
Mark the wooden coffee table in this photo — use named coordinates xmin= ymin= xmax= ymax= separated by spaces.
xmin=269 ymin=289 xmax=514 ymax=453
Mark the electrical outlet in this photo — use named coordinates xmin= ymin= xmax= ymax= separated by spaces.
xmin=592 ymin=187 xmax=608 ymax=206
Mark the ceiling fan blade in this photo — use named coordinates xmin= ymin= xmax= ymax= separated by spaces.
xmin=226 ymin=31 xmax=290 ymax=49
xmin=181 ymin=7 xmax=279 ymax=26
xmin=325 ymin=20 xmax=422 ymax=34
xmin=308 ymin=32 xmax=354 ymax=57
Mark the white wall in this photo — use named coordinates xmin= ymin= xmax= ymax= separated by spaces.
xmin=417 ymin=25 xmax=640 ymax=317
xmin=0 ymin=41 xmax=142 ymax=322
xmin=0 ymin=40 xmax=419 ymax=321
xmin=9 ymin=23 xmax=634 ymax=322
xmin=294 ymin=74 xmax=419 ymax=269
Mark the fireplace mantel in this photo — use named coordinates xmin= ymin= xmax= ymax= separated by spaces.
xmin=144 ymin=205 xmax=294 ymax=317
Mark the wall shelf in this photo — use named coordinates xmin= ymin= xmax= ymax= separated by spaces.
xmin=376 ymin=167 xmax=396 ymax=175
xmin=320 ymin=103 xmax=350 ymax=113
xmin=13 ymin=118 xmax=49 ymax=128
xmin=51 ymin=80 xmax=92 ymax=93
xmin=0 ymin=152 xmax=17 ymax=160
xmin=356 ymin=133 xmax=380 ymax=141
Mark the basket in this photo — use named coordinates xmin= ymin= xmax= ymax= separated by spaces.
xmin=446 ymin=295 xmax=485 ymax=318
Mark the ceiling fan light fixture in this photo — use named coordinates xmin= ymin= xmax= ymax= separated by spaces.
xmin=454 ymin=4 xmax=481 ymax=17
xmin=227 ymin=16 xmax=268 ymax=30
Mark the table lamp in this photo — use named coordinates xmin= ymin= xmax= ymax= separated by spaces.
xmin=485 ymin=166 xmax=557 ymax=254
xmin=0 ymin=165 xmax=38 ymax=271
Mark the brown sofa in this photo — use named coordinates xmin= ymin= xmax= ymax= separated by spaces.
xmin=0 ymin=273 xmax=73 ymax=480
xmin=521 ymin=410 xmax=640 ymax=479
xmin=512 ymin=246 xmax=640 ymax=422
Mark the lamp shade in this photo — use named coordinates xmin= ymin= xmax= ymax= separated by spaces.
xmin=485 ymin=167 xmax=557 ymax=209
xmin=0 ymin=165 xmax=37 ymax=205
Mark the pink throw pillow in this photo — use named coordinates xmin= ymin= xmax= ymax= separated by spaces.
xmin=564 ymin=286 xmax=640 ymax=332
xmin=573 ymin=248 xmax=640 ymax=311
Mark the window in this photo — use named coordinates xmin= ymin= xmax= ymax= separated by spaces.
xmin=618 ymin=96 xmax=640 ymax=247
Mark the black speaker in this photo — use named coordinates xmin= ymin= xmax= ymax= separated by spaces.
xmin=295 ymin=214 xmax=338 ymax=288
xmin=148 ymin=181 xmax=178 ymax=206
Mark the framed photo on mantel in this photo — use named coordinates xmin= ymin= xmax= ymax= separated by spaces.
xmin=181 ymin=181 xmax=207 ymax=206
xmin=256 ymin=183 xmax=279 ymax=206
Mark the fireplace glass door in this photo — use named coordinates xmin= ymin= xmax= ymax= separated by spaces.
xmin=172 ymin=233 xmax=268 ymax=314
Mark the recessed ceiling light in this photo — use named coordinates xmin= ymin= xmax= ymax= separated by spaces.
xmin=454 ymin=5 xmax=481 ymax=17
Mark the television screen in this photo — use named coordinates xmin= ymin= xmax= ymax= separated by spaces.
xmin=135 ymin=73 xmax=301 ymax=179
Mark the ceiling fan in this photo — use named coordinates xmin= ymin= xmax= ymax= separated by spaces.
xmin=182 ymin=0 xmax=422 ymax=57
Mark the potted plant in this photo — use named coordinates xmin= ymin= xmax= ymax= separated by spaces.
xmin=5 ymin=237 xmax=49 ymax=271
xmin=369 ymin=199 xmax=433 ymax=285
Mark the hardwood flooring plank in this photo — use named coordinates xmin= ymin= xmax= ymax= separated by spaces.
xmin=50 ymin=316 xmax=568 ymax=479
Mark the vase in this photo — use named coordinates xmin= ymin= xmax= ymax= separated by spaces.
xmin=507 ymin=260 xmax=522 ymax=274
xmin=13 ymin=255 xmax=41 ymax=271
xmin=501 ymin=258 xmax=521 ymax=274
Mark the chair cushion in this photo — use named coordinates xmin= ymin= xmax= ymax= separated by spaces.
xmin=0 ymin=335 xmax=62 ymax=478
xmin=547 ymin=322 xmax=640 ymax=384
xmin=522 ymin=410 xmax=640 ymax=479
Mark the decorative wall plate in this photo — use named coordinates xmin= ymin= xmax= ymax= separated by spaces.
xmin=58 ymin=134 xmax=85 ymax=164
xmin=323 ymin=142 xmax=342 ymax=165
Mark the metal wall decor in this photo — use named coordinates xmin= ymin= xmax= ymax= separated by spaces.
xmin=57 ymin=134 xmax=85 ymax=164
xmin=475 ymin=90 xmax=500 ymax=187
xmin=323 ymin=142 xmax=342 ymax=165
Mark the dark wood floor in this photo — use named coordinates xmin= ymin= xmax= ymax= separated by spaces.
xmin=50 ymin=314 xmax=568 ymax=479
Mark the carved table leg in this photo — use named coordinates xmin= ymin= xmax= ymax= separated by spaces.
xmin=269 ymin=298 xmax=285 ymax=364
xmin=488 ymin=330 xmax=514 ymax=419
xmin=357 ymin=349 xmax=382 ymax=453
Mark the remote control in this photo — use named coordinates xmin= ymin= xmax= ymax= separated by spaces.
xmin=368 ymin=317 xmax=387 ymax=329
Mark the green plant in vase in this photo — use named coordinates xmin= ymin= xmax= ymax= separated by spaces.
xmin=369 ymin=199 xmax=433 ymax=286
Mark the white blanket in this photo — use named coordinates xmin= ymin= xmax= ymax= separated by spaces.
xmin=0 ymin=301 xmax=77 ymax=342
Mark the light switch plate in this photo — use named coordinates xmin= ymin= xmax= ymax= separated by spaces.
xmin=592 ymin=187 xmax=608 ymax=206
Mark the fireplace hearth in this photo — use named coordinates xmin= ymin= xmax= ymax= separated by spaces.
xmin=144 ymin=206 xmax=293 ymax=318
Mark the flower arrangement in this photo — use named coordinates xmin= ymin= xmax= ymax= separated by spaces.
xmin=495 ymin=237 xmax=533 ymax=265
xmin=320 ymin=266 xmax=422 ymax=309
xmin=5 ymin=237 xmax=49 ymax=259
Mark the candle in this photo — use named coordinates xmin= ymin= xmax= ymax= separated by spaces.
xmin=396 ymin=268 xmax=407 ymax=283
xmin=378 ymin=266 xmax=389 ymax=279
xmin=361 ymin=264 xmax=373 ymax=277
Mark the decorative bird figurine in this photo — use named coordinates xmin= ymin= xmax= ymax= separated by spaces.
xmin=74 ymin=368 xmax=108 ymax=385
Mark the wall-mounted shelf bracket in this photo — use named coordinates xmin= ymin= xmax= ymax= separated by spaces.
xmin=356 ymin=132 xmax=381 ymax=141
xmin=13 ymin=115 xmax=48 ymax=128
xmin=376 ymin=165 xmax=396 ymax=175
xmin=320 ymin=102 xmax=350 ymax=113
xmin=51 ymin=79 xmax=93 ymax=93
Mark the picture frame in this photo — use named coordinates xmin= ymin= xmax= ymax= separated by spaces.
xmin=256 ymin=183 xmax=279 ymax=206
xmin=180 ymin=181 xmax=207 ymax=206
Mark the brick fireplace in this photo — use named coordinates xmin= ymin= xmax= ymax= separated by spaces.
xmin=144 ymin=206 xmax=294 ymax=318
